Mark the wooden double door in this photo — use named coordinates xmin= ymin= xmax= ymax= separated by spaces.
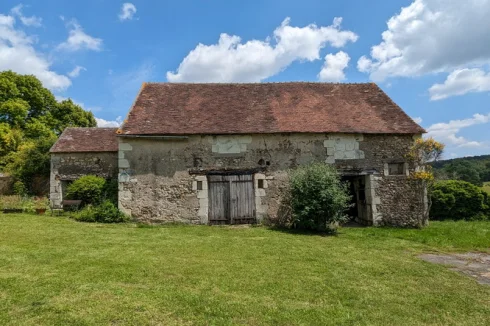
xmin=208 ymin=174 xmax=256 ymax=225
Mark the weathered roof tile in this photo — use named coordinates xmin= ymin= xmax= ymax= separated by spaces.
xmin=120 ymin=82 xmax=425 ymax=135
xmin=50 ymin=128 xmax=118 ymax=153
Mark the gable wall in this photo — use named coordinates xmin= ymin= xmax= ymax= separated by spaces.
xmin=117 ymin=133 xmax=427 ymax=226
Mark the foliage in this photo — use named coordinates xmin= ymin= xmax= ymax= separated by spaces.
xmin=289 ymin=163 xmax=351 ymax=232
xmin=431 ymin=180 xmax=489 ymax=221
xmin=406 ymin=137 xmax=445 ymax=167
xmin=406 ymin=138 xmax=445 ymax=223
xmin=0 ymin=195 xmax=23 ymax=210
xmin=432 ymin=154 xmax=490 ymax=186
xmin=0 ymin=71 xmax=96 ymax=193
xmin=12 ymin=180 xmax=26 ymax=196
xmin=73 ymin=200 xmax=130 ymax=223
xmin=0 ymin=195 xmax=34 ymax=212
xmin=34 ymin=197 xmax=49 ymax=210
xmin=102 ymin=178 xmax=119 ymax=205
xmin=66 ymin=175 xmax=106 ymax=206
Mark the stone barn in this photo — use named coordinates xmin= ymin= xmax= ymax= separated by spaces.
xmin=49 ymin=128 xmax=118 ymax=207
xmin=113 ymin=82 xmax=427 ymax=227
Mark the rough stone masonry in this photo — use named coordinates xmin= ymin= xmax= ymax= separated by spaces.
xmin=50 ymin=82 xmax=427 ymax=226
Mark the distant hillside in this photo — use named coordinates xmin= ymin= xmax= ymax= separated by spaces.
xmin=432 ymin=154 xmax=490 ymax=186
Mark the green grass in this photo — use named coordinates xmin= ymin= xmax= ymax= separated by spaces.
xmin=483 ymin=181 xmax=490 ymax=194
xmin=0 ymin=214 xmax=489 ymax=325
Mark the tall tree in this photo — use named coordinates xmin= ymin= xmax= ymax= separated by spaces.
xmin=0 ymin=71 xmax=97 ymax=193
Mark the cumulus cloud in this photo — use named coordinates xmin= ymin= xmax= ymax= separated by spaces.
xmin=167 ymin=17 xmax=358 ymax=82
xmin=426 ymin=113 xmax=490 ymax=148
xmin=0 ymin=13 xmax=71 ymax=90
xmin=57 ymin=20 xmax=102 ymax=51
xmin=358 ymin=0 xmax=490 ymax=81
xmin=119 ymin=3 xmax=137 ymax=21
xmin=318 ymin=51 xmax=350 ymax=82
xmin=68 ymin=65 xmax=86 ymax=78
xmin=429 ymin=68 xmax=490 ymax=100
xmin=11 ymin=4 xmax=42 ymax=27
xmin=413 ymin=117 xmax=423 ymax=124
xmin=96 ymin=116 xmax=122 ymax=127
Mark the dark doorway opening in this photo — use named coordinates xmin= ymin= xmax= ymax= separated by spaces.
xmin=341 ymin=175 xmax=368 ymax=225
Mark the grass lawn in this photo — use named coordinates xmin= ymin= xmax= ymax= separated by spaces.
xmin=483 ymin=181 xmax=490 ymax=194
xmin=0 ymin=214 xmax=489 ymax=325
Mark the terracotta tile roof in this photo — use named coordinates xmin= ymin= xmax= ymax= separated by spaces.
xmin=50 ymin=128 xmax=118 ymax=153
xmin=120 ymin=82 xmax=425 ymax=135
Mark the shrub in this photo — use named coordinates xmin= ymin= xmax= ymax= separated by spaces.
xmin=289 ymin=163 xmax=351 ymax=232
xmin=13 ymin=181 xmax=26 ymax=196
xmin=430 ymin=180 xmax=489 ymax=220
xmin=102 ymin=179 xmax=118 ymax=205
xmin=73 ymin=200 xmax=130 ymax=223
xmin=66 ymin=175 xmax=106 ymax=206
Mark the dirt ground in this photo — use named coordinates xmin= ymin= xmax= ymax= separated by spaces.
xmin=420 ymin=253 xmax=490 ymax=285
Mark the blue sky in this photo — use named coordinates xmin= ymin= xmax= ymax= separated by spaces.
xmin=1 ymin=0 xmax=489 ymax=158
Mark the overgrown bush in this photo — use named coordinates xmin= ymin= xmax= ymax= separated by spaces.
xmin=66 ymin=175 xmax=107 ymax=206
xmin=73 ymin=200 xmax=129 ymax=223
xmin=289 ymin=163 xmax=351 ymax=232
xmin=430 ymin=180 xmax=489 ymax=220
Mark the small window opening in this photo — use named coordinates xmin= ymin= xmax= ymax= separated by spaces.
xmin=257 ymin=179 xmax=264 ymax=189
xmin=265 ymin=161 xmax=271 ymax=166
xmin=388 ymin=163 xmax=405 ymax=175
xmin=258 ymin=159 xmax=265 ymax=166
xmin=197 ymin=181 xmax=203 ymax=190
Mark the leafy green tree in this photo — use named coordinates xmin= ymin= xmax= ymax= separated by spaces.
xmin=0 ymin=71 xmax=96 ymax=193
xmin=431 ymin=180 xmax=489 ymax=220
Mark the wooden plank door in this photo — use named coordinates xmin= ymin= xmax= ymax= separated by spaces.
xmin=229 ymin=175 xmax=255 ymax=224
xmin=208 ymin=174 xmax=255 ymax=225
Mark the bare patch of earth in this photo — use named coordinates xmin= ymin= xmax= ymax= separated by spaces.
xmin=420 ymin=253 xmax=490 ymax=285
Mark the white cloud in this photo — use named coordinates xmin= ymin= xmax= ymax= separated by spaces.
xmin=68 ymin=65 xmax=86 ymax=78
xmin=426 ymin=113 xmax=490 ymax=148
xmin=57 ymin=20 xmax=102 ymax=51
xmin=413 ymin=117 xmax=423 ymax=124
xmin=429 ymin=68 xmax=490 ymax=100
xmin=119 ymin=3 xmax=137 ymax=21
xmin=318 ymin=51 xmax=350 ymax=82
xmin=11 ymin=4 xmax=42 ymax=27
xmin=167 ymin=17 xmax=358 ymax=82
xmin=96 ymin=116 xmax=122 ymax=127
xmin=0 ymin=13 xmax=71 ymax=90
xmin=358 ymin=0 xmax=490 ymax=84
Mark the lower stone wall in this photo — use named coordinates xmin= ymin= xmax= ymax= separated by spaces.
xmin=377 ymin=177 xmax=428 ymax=227
xmin=50 ymin=152 xmax=118 ymax=206
xmin=117 ymin=133 xmax=425 ymax=226
xmin=119 ymin=171 xmax=200 ymax=223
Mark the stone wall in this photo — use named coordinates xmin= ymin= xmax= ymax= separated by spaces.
xmin=50 ymin=152 xmax=118 ymax=206
xmin=118 ymin=133 xmax=426 ymax=226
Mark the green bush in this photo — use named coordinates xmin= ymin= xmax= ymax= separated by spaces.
xmin=430 ymin=180 xmax=489 ymax=220
xmin=73 ymin=200 xmax=129 ymax=223
xmin=289 ymin=163 xmax=351 ymax=232
xmin=66 ymin=175 xmax=106 ymax=205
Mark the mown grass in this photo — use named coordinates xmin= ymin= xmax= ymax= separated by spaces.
xmin=0 ymin=214 xmax=489 ymax=325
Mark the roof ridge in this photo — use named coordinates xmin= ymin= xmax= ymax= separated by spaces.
xmin=144 ymin=81 xmax=377 ymax=86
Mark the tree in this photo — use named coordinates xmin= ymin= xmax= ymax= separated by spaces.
xmin=406 ymin=137 xmax=445 ymax=224
xmin=0 ymin=71 xmax=96 ymax=193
